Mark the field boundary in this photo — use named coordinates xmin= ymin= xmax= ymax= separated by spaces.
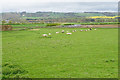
xmin=12 ymin=25 xmax=118 ymax=29
xmin=0 ymin=13 xmax=2 ymax=79
xmin=1 ymin=78 xmax=119 ymax=80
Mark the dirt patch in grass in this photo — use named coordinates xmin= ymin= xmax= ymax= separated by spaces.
xmin=86 ymin=25 xmax=118 ymax=28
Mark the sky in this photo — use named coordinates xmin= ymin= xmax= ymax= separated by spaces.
xmin=1 ymin=0 xmax=119 ymax=3
xmin=0 ymin=0 xmax=119 ymax=12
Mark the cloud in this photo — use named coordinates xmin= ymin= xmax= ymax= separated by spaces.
xmin=0 ymin=0 xmax=118 ymax=12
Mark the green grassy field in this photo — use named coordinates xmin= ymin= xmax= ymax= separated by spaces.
xmin=0 ymin=32 xmax=2 ymax=79
xmin=2 ymin=28 xmax=118 ymax=78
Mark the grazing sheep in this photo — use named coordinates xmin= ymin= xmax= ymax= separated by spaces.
xmin=48 ymin=33 xmax=52 ymax=38
xmin=56 ymin=32 xmax=59 ymax=34
xmin=66 ymin=33 xmax=72 ymax=35
xmin=62 ymin=30 xmax=65 ymax=33
xmin=48 ymin=33 xmax=51 ymax=35
xmin=72 ymin=30 xmax=76 ymax=32
xmin=42 ymin=34 xmax=48 ymax=37
xmin=87 ymin=29 xmax=90 ymax=31
xmin=85 ymin=30 xmax=87 ymax=31
xmin=80 ymin=30 xmax=83 ymax=32
xmin=90 ymin=28 xmax=92 ymax=30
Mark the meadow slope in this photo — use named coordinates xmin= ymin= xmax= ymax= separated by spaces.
xmin=2 ymin=28 xmax=118 ymax=78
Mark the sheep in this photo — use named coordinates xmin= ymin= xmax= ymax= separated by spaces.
xmin=48 ymin=33 xmax=52 ymax=38
xmin=90 ymin=28 xmax=92 ymax=30
xmin=48 ymin=33 xmax=51 ymax=35
xmin=42 ymin=34 xmax=48 ymax=37
xmin=85 ymin=30 xmax=88 ymax=31
xmin=80 ymin=30 xmax=83 ymax=32
xmin=72 ymin=30 xmax=76 ymax=32
xmin=62 ymin=30 xmax=65 ymax=33
xmin=66 ymin=33 xmax=72 ymax=35
xmin=56 ymin=32 xmax=59 ymax=34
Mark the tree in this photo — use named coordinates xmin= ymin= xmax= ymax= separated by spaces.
xmin=8 ymin=20 xmax=12 ymax=24
xmin=2 ymin=20 xmax=6 ymax=24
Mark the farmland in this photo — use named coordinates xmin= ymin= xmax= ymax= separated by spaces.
xmin=2 ymin=22 xmax=119 ymax=29
xmin=1 ymin=1 xmax=119 ymax=79
xmin=89 ymin=16 xmax=120 ymax=19
xmin=1 ymin=12 xmax=118 ymax=24
xmin=2 ymin=28 xmax=118 ymax=78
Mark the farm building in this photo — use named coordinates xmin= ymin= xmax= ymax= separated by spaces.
xmin=0 ymin=25 xmax=12 ymax=31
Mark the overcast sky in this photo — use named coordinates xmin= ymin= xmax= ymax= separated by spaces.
xmin=1 ymin=0 xmax=119 ymax=3
xmin=0 ymin=0 xmax=119 ymax=12
xmin=1 ymin=0 xmax=119 ymax=6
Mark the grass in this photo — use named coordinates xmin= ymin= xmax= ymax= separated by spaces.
xmin=2 ymin=22 xmax=118 ymax=29
xmin=2 ymin=62 xmax=29 ymax=78
xmin=2 ymin=28 xmax=118 ymax=78
xmin=66 ymin=22 xmax=119 ymax=25
xmin=0 ymin=31 xmax=1 ymax=79
xmin=9 ymin=22 xmax=119 ymax=28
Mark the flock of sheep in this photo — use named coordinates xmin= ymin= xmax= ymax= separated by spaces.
xmin=42 ymin=28 xmax=97 ymax=37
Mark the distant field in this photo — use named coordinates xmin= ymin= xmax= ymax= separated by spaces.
xmin=2 ymin=28 xmax=118 ymax=78
xmin=89 ymin=16 xmax=120 ymax=19
xmin=75 ymin=13 xmax=105 ymax=16
xmin=22 ymin=13 xmax=106 ymax=19
xmin=9 ymin=22 xmax=119 ymax=29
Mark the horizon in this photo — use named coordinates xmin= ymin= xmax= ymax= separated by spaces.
xmin=1 ymin=2 xmax=118 ymax=13
xmin=0 ymin=11 xmax=118 ymax=13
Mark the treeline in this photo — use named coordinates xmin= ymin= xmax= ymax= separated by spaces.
xmin=1 ymin=12 xmax=118 ymax=24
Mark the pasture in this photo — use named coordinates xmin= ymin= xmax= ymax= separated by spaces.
xmin=2 ymin=28 xmax=118 ymax=78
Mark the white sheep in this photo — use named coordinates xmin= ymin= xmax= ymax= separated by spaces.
xmin=85 ymin=30 xmax=88 ymax=31
xmin=48 ymin=33 xmax=51 ymax=35
xmin=56 ymin=32 xmax=59 ymax=34
xmin=62 ymin=30 xmax=65 ymax=33
xmin=72 ymin=30 xmax=76 ymax=32
xmin=66 ymin=33 xmax=72 ymax=35
xmin=48 ymin=33 xmax=52 ymax=38
xmin=42 ymin=34 xmax=48 ymax=37
xmin=80 ymin=30 xmax=83 ymax=32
